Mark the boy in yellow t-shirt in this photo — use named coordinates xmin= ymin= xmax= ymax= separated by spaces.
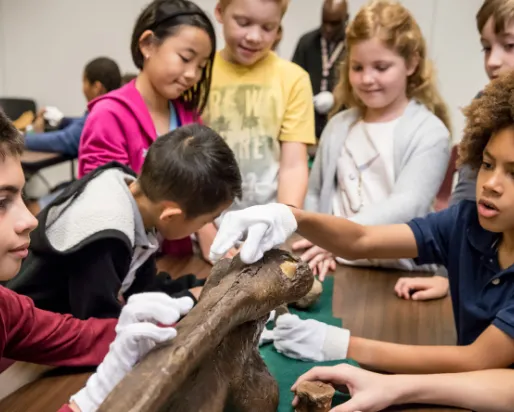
xmin=197 ymin=0 xmax=316 ymax=259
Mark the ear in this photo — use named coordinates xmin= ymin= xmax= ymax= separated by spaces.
xmin=139 ymin=29 xmax=155 ymax=60
xmin=214 ymin=3 xmax=224 ymax=24
xmin=406 ymin=53 xmax=420 ymax=76
xmin=93 ymin=80 xmax=107 ymax=95
xmin=159 ymin=205 xmax=183 ymax=222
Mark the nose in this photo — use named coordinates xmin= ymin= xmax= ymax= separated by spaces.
xmin=14 ymin=203 xmax=38 ymax=236
xmin=183 ymin=65 xmax=199 ymax=82
xmin=245 ymin=26 xmax=262 ymax=44
xmin=483 ymin=170 xmax=504 ymax=195
xmin=361 ymin=68 xmax=374 ymax=85
xmin=486 ymin=45 xmax=503 ymax=74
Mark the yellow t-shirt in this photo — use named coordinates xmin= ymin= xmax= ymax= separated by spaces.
xmin=203 ymin=51 xmax=315 ymax=211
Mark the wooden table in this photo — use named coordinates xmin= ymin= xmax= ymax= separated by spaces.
xmin=0 ymin=256 xmax=464 ymax=412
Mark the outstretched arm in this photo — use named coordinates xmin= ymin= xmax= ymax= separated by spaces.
xmin=292 ymin=364 xmax=514 ymax=412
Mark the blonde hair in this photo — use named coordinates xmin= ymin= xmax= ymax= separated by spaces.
xmin=330 ymin=0 xmax=452 ymax=132
xmin=218 ymin=0 xmax=289 ymax=15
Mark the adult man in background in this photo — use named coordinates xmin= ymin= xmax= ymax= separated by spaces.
xmin=292 ymin=0 xmax=348 ymax=142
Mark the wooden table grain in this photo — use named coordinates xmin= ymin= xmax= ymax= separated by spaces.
xmin=0 ymin=256 xmax=465 ymax=412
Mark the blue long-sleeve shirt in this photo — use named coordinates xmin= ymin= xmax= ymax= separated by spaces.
xmin=24 ymin=114 xmax=87 ymax=157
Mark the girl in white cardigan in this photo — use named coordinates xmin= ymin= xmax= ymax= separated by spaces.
xmin=294 ymin=0 xmax=451 ymax=295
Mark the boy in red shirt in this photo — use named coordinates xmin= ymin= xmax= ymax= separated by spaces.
xmin=0 ymin=110 xmax=192 ymax=411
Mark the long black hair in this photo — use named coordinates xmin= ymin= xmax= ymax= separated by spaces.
xmin=131 ymin=0 xmax=216 ymax=116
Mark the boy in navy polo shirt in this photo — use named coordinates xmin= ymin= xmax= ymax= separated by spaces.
xmin=210 ymin=71 xmax=514 ymax=374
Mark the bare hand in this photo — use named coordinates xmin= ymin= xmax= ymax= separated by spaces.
xmin=394 ymin=275 xmax=449 ymax=301
xmin=291 ymin=364 xmax=399 ymax=412
xmin=32 ymin=108 xmax=47 ymax=133
xmin=292 ymin=239 xmax=336 ymax=281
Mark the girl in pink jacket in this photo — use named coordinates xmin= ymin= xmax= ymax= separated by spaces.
xmin=78 ymin=0 xmax=216 ymax=257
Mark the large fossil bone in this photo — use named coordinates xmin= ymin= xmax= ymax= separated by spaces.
xmin=98 ymin=249 xmax=314 ymax=412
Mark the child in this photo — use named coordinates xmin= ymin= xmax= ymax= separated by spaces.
xmin=293 ymin=0 xmax=451 ymax=281
xmin=8 ymin=124 xmax=242 ymax=320
xmin=78 ymin=0 xmax=217 ymax=259
xmin=198 ymin=0 xmax=316 ymax=258
xmin=25 ymin=56 xmax=121 ymax=157
xmin=210 ymin=70 xmax=514 ymax=374
xmin=0 ymin=109 xmax=192 ymax=412
xmin=291 ymin=364 xmax=514 ymax=411
xmin=400 ymin=0 xmax=514 ymax=300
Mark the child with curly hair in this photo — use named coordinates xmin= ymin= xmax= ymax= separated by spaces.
xmin=211 ymin=69 xmax=514 ymax=374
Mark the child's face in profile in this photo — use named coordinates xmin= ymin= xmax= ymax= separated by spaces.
xmin=481 ymin=17 xmax=514 ymax=80
xmin=156 ymin=200 xmax=232 ymax=241
xmin=216 ymin=0 xmax=281 ymax=66
xmin=0 ymin=155 xmax=38 ymax=281
xmin=82 ymin=76 xmax=102 ymax=103
xmin=476 ymin=126 xmax=514 ymax=234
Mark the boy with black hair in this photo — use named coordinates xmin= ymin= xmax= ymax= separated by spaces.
xmin=0 ymin=109 xmax=192 ymax=412
xmin=25 ymin=56 xmax=122 ymax=156
xmin=9 ymin=123 xmax=242 ymax=320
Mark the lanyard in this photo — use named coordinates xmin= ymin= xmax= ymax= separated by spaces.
xmin=320 ymin=37 xmax=344 ymax=92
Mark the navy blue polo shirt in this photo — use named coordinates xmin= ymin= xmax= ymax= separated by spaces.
xmin=407 ymin=200 xmax=514 ymax=346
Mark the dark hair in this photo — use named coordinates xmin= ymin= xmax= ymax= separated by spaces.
xmin=131 ymin=0 xmax=216 ymax=116
xmin=0 ymin=110 xmax=24 ymax=160
xmin=139 ymin=124 xmax=242 ymax=218
xmin=459 ymin=70 xmax=514 ymax=169
xmin=84 ymin=57 xmax=122 ymax=92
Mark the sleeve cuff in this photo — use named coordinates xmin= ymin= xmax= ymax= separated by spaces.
xmin=321 ymin=325 xmax=350 ymax=361
xmin=493 ymin=316 xmax=514 ymax=339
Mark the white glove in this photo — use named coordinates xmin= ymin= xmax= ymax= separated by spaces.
xmin=273 ymin=314 xmax=350 ymax=362
xmin=70 ymin=293 xmax=194 ymax=412
xmin=43 ymin=106 xmax=64 ymax=127
xmin=209 ymin=203 xmax=297 ymax=264
xmin=313 ymin=91 xmax=334 ymax=115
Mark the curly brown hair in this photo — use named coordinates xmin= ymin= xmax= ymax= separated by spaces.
xmin=459 ymin=71 xmax=514 ymax=169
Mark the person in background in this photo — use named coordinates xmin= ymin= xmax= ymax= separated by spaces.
xmin=293 ymin=0 xmax=451 ymax=283
xmin=398 ymin=0 xmax=514 ymax=300
xmin=25 ymin=57 xmax=121 ymax=157
xmin=199 ymin=0 xmax=316 ymax=260
xmin=292 ymin=0 xmax=348 ymax=142
xmin=0 ymin=108 xmax=192 ymax=412
xmin=78 ymin=0 xmax=217 ymax=260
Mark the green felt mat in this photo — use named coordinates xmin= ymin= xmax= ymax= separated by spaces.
xmin=259 ymin=276 xmax=358 ymax=412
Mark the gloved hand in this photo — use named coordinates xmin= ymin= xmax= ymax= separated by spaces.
xmin=273 ymin=314 xmax=350 ymax=362
xmin=313 ymin=91 xmax=334 ymax=115
xmin=43 ymin=106 xmax=64 ymax=127
xmin=69 ymin=293 xmax=194 ymax=412
xmin=209 ymin=203 xmax=297 ymax=264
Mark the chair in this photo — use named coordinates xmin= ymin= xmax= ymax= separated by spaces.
xmin=0 ymin=98 xmax=37 ymax=121
xmin=434 ymin=144 xmax=459 ymax=212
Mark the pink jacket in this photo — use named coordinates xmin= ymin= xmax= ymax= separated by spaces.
xmin=78 ymin=80 xmax=198 ymax=256
xmin=78 ymin=80 xmax=199 ymax=177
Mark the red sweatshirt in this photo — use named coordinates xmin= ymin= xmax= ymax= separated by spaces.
xmin=0 ymin=286 xmax=116 ymax=411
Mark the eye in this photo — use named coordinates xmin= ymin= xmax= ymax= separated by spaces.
xmin=481 ymin=160 xmax=493 ymax=170
xmin=235 ymin=18 xmax=249 ymax=27
xmin=375 ymin=64 xmax=390 ymax=72
xmin=351 ymin=65 xmax=363 ymax=72
xmin=0 ymin=196 xmax=11 ymax=211
xmin=179 ymin=55 xmax=191 ymax=63
xmin=505 ymin=43 xmax=514 ymax=52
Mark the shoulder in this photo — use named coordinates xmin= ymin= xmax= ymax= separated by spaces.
xmin=296 ymin=29 xmax=320 ymax=48
xmin=44 ymin=169 xmax=137 ymax=252
xmin=272 ymin=54 xmax=310 ymax=80
xmin=404 ymin=101 xmax=449 ymax=135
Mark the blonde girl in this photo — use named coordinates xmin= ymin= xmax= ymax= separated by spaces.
xmin=294 ymin=0 xmax=451 ymax=296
